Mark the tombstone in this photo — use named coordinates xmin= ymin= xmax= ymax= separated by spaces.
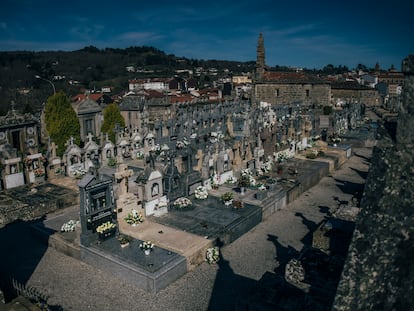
xmin=0 ymin=144 xmax=25 ymax=189
xmin=83 ymin=133 xmax=100 ymax=172
xmin=78 ymin=173 xmax=117 ymax=245
xmin=114 ymin=163 xmax=143 ymax=221
xmin=24 ymin=152 xmax=46 ymax=184
xmin=47 ymin=141 xmax=63 ymax=178
xmin=135 ymin=154 xmax=168 ymax=217
xmin=101 ymin=133 xmax=115 ymax=166
xmin=64 ymin=137 xmax=85 ymax=178
xmin=180 ymin=147 xmax=202 ymax=196
xmin=163 ymin=151 xmax=186 ymax=203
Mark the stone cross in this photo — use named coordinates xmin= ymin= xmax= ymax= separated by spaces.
xmin=114 ymin=163 xmax=133 ymax=196
xmin=51 ymin=142 xmax=58 ymax=158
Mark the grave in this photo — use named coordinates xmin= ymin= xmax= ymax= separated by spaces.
xmin=76 ymin=172 xmax=187 ymax=292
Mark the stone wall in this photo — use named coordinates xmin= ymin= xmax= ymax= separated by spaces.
xmin=333 ymin=54 xmax=414 ymax=310
xmin=254 ymin=83 xmax=331 ymax=106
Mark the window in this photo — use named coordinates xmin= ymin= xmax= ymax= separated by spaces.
xmin=306 ymin=89 xmax=310 ymax=97
xmin=276 ymin=89 xmax=280 ymax=97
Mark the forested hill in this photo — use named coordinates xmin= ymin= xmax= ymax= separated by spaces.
xmin=0 ymin=46 xmax=255 ymax=115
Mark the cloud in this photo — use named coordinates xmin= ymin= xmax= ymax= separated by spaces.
xmin=115 ymin=31 xmax=163 ymax=43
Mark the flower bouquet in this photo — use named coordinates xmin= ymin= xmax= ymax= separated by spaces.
xmin=173 ymin=197 xmax=192 ymax=210
xmin=194 ymin=186 xmax=208 ymax=200
xmin=221 ymin=192 xmax=234 ymax=206
xmin=124 ymin=209 xmax=144 ymax=226
xmin=60 ymin=219 xmax=78 ymax=232
xmin=140 ymin=240 xmax=154 ymax=255
xmin=206 ymin=247 xmax=219 ymax=264
xmin=34 ymin=168 xmax=45 ymax=177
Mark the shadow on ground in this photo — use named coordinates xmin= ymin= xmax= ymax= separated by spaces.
xmin=0 ymin=218 xmax=62 ymax=309
xmin=207 ymin=239 xmax=257 ymax=310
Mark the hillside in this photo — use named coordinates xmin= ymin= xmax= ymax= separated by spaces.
xmin=0 ymin=46 xmax=255 ymax=115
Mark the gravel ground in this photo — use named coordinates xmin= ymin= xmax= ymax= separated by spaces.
xmin=0 ymin=147 xmax=372 ymax=311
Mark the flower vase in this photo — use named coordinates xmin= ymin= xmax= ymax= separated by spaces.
xmin=132 ymin=223 xmax=137 ymax=227
xmin=144 ymin=249 xmax=151 ymax=256
xmin=240 ymin=187 xmax=245 ymax=195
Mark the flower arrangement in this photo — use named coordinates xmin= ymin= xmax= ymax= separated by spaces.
xmin=206 ymin=247 xmax=219 ymax=264
xmin=34 ymin=168 xmax=45 ymax=177
xmin=277 ymin=150 xmax=293 ymax=163
xmin=194 ymin=186 xmax=208 ymax=200
xmin=173 ymin=197 xmax=192 ymax=209
xmin=96 ymin=221 xmax=116 ymax=234
xmin=210 ymin=172 xmax=220 ymax=189
xmin=117 ymin=234 xmax=131 ymax=247
xmin=225 ymin=176 xmax=237 ymax=185
xmin=260 ymin=160 xmax=273 ymax=174
xmin=73 ymin=168 xmax=87 ymax=178
xmin=239 ymin=168 xmax=256 ymax=187
xmin=60 ymin=219 xmax=79 ymax=232
xmin=140 ymin=240 xmax=154 ymax=251
xmin=221 ymin=192 xmax=234 ymax=204
xmin=124 ymin=209 xmax=144 ymax=225
xmin=257 ymin=183 xmax=267 ymax=191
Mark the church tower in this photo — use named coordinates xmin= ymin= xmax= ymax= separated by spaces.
xmin=256 ymin=33 xmax=265 ymax=81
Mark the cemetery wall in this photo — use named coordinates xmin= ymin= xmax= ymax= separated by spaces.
xmin=333 ymin=54 xmax=414 ymax=310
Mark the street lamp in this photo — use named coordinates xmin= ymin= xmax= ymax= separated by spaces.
xmin=35 ymin=75 xmax=56 ymax=95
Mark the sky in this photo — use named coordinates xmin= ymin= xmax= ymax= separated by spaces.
xmin=1 ymin=0 xmax=413 ymax=70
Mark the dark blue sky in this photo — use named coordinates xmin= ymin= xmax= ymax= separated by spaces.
xmin=1 ymin=0 xmax=413 ymax=69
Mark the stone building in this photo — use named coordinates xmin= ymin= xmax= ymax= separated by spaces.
xmin=331 ymin=81 xmax=380 ymax=107
xmin=72 ymin=95 xmax=102 ymax=141
xmin=253 ymin=33 xmax=331 ymax=107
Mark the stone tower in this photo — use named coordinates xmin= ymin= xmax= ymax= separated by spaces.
xmin=256 ymin=33 xmax=265 ymax=81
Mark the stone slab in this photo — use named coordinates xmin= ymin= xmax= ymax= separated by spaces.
xmin=80 ymin=239 xmax=187 ymax=293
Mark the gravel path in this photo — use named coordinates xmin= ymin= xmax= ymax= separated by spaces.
xmin=1 ymin=147 xmax=372 ymax=311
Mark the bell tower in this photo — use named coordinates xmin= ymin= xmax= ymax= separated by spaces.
xmin=256 ymin=33 xmax=265 ymax=81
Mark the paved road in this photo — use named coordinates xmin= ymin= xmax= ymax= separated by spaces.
xmin=0 ymin=147 xmax=372 ymax=311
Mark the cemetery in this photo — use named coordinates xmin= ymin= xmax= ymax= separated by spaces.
xmin=0 ymin=87 xmax=369 ymax=292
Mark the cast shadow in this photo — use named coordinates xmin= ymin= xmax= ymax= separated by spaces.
xmin=0 ymin=217 xmax=61 ymax=309
xmin=334 ymin=178 xmax=365 ymax=199
xmin=207 ymin=239 xmax=257 ymax=311
xmin=267 ymin=234 xmax=299 ymax=276
xmin=352 ymin=151 xmax=371 ymax=163
xmin=349 ymin=166 xmax=369 ymax=181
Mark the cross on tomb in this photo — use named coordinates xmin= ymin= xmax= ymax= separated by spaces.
xmin=114 ymin=163 xmax=133 ymax=195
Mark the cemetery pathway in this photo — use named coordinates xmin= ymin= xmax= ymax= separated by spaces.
xmin=9 ymin=147 xmax=372 ymax=311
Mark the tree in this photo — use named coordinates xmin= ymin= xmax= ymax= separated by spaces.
xmin=44 ymin=91 xmax=80 ymax=157
xmin=101 ymin=103 xmax=125 ymax=143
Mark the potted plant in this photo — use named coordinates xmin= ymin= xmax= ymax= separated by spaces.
xmin=221 ymin=192 xmax=234 ymax=206
xmin=124 ymin=209 xmax=144 ymax=226
xmin=117 ymin=234 xmax=131 ymax=248
xmin=140 ymin=240 xmax=154 ymax=255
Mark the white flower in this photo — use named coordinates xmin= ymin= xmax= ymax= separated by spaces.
xmin=60 ymin=220 xmax=79 ymax=232
xmin=194 ymin=186 xmax=208 ymax=200
xmin=174 ymin=197 xmax=192 ymax=209
xmin=206 ymin=247 xmax=220 ymax=264
xmin=140 ymin=240 xmax=154 ymax=250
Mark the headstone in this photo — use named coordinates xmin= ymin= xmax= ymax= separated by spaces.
xmin=78 ymin=173 xmax=117 ymax=245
